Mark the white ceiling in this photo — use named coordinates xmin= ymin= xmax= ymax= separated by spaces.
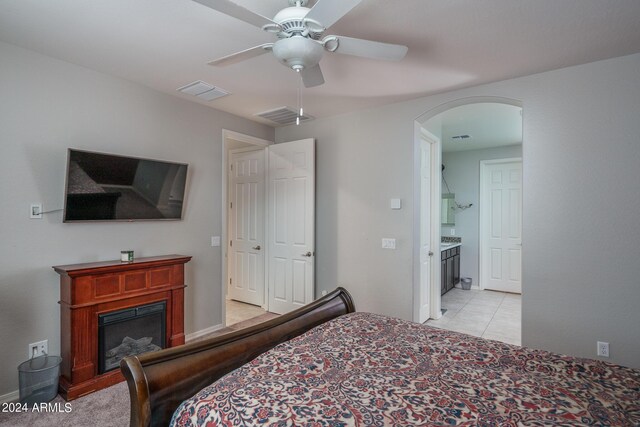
xmin=428 ymin=103 xmax=522 ymax=153
xmin=1 ymin=0 xmax=639 ymax=126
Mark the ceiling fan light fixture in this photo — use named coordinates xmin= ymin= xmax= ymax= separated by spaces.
xmin=272 ymin=36 xmax=324 ymax=70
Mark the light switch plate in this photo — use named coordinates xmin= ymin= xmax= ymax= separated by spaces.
xmin=390 ymin=199 xmax=402 ymax=210
xmin=381 ymin=238 xmax=396 ymax=249
xmin=211 ymin=236 xmax=221 ymax=247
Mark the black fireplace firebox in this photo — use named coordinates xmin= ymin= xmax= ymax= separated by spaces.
xmin=98 ymin=301 xmax=166 ymax=374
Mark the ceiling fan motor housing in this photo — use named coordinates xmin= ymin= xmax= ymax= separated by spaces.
xmin=273 ymin=5 xmax=310 ymax=25
xmin=272 ymin=36 xmax=324 ymax=70
xmin=270 ymin=6 xmax=324 ymax=38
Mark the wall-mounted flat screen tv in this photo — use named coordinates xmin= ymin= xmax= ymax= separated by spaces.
xmin=63 ymin=149 xmax=188 ymax=222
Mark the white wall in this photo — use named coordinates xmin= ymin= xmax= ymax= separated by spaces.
xmin=0 ymin=41 xmax=274 ymax=395
xmin=276 ymin=53 xmax=640 ymax=369
xmin=280 ymin=112 xmax=417 ymax=319
xmin=441 ymin=145 xmax=523 ymax=285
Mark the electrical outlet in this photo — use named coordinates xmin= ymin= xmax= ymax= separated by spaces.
xmin=597 ymin=341 xmax=609 ymax=357
xmin=450 ymin=228 xmax=456 ymax=236
xmin=321 ymin=290 xmax=327 ymax=296
xmin=30 ymin=203 xmax=43 ymax=219
xmin=381 ymin=238 xmax=396 ymax=249
xmin=28 ymin=340 xmax=48 ymax=358
xmin=211 ymin=236 xmax=221 ymax=247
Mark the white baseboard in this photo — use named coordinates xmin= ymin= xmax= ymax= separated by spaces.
xmin=0 ymin=389 xmax=19 ymax=404
xmin=185 ymin=323 xmax=224 ymax=342
xmin=454 ymin=284 xmax=480 ymax=290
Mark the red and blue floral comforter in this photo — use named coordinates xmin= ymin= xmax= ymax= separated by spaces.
xmin=172 ymin=313 xmax=640 ymax=426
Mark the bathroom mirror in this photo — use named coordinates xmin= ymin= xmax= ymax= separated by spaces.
xmin=442 ymin=193 xmax=455 ymax=226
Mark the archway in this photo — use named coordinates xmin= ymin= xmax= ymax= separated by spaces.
xmin=412 ymin=97 xmax=523 ymax=336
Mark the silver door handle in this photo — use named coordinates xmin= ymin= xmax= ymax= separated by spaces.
xmin=428 ymin=251 xmax=434 ymax=256
xmin=252 ymin=245 xmax=261 ymax=250
xmin=302 ymin=251 xmax=313 ymax=257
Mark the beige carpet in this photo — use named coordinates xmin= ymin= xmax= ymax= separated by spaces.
xmin=0 ymin=382 xmax=129 ymax=427
xmin=0 ymin=312 xmax=279 ymax=427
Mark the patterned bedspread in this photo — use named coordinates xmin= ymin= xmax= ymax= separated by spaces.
xmin=172 ymin=313 xmax=640 ymax=426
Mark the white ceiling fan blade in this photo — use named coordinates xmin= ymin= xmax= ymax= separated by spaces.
xmin=301 ymin=64 xmax=325 ymax=88
xmin=208 ymin=44 xmax=273 ymax=67
xmin=192 ymin=0 xmax=277 ymax=29
xmin=329 ymin=36 xmax=408 ymax=61
xmin=304 ymin=0 xmax=362 ymax=30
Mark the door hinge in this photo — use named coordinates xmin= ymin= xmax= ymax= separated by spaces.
xmin=230 ymin=202 xmax=232 ymax=209
xmin=230 ymin=277 xmax=232 ymax=285
xmin=230 ymin=240 xmax=232 ymax=247
xmin=230 ymin=164 xmax=233 ymax=171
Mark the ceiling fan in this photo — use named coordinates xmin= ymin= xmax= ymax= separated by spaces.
xmin=193 ymin=0 xmax=409 ymax=88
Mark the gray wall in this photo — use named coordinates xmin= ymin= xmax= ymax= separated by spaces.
xmin=276 ymin=53 xmax=640 ymax=369
xmin=0 ymin=41 xmax=274 ymax=395
xmin=441 ymin=145 xmax=523 ymax=285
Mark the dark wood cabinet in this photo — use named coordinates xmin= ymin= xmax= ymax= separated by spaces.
xmin=453 ymin=252 xmax=460 ymax=285
xmin=445 ymin=256 xmax=454 ymax=293
xmin=441 ymin=246 xmax=461 ymax=295
xmin=53 ymin=254 xmax=191 ymax=400
xmin=441 ymin=259 xmax=447 ymax=294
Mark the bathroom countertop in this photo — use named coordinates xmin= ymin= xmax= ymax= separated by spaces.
xmin=440 ymin=242 xmax=461 ymax=251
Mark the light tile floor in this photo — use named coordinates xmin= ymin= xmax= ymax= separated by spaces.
xmin=190 ymin=301 xmax=279 ymax=343
xmin=426 ymin=288 xmax=521 ymax=345
xmin=226 ymin=299 xmax=273 ymax=326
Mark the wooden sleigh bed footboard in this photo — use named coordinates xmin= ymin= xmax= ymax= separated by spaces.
xmin=120 ymin=287 xmax=355 ymax=427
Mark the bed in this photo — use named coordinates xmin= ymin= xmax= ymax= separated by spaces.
xmin=121 ymin=288 xmax=640 ymax=427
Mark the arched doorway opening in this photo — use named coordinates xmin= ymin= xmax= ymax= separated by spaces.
xmin=413 ymin=97 xmax=523 ymax=345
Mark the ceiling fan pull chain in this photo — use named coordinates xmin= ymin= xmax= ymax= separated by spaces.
xmin=299 ymin=72 xmax=304 ymax=117
xmin=296 ymin=69 xmax=303 ymax=125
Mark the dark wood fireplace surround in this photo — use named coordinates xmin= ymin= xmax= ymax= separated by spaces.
xmin=53 ymin=254 xmax=191 ymax=400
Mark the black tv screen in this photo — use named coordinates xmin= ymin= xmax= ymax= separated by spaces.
xmin=63 ymin=149 xmax=188 ymax=222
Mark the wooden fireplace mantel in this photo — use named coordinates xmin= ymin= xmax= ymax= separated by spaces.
xmin=53 ymin=254 xmax=191 ymax=400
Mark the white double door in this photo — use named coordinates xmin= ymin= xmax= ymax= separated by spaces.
xmin=480 ymin=159 xmax=522 ymax=293
xmin=228 ymin=139 xmax=315 ymax=314
xmin=228 ymin=148 xmax=265 ymax=306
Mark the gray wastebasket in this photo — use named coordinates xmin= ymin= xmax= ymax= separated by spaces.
xmin=461 ymin=277 xmax=472 ymax=290
xmin=18 ymin=354 xmax=62 ymax=405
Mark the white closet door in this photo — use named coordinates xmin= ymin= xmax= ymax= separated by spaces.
xmin=228 ymin=149 xmax=265 ymax=306
xmin=267 ymin=139 xmax=315 ymax=314
xmin=481 ymin=160 xmax=522 ymax=293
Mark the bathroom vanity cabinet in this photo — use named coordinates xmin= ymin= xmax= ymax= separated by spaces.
xmin=441 ymin=245 xmax=460 ymax=295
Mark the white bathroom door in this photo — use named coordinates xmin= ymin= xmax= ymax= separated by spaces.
xmin=417 ymin=137 xmax=433 ymax=323
xmin=267 ymin=139 xmax=315 ymax=314
xmin=228 ymin=149 xmax=265 ymax=306
xmin=480 ymin=159 xmax=522 ymax=293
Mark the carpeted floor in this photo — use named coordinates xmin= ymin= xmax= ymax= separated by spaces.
xmin=0 ymin=381 xmax=129 ymax=427
xmin=0 ymin=312 xmax=279 ymax=427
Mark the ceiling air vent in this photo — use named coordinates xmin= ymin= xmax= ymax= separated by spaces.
xmin=451 ymin=134 xmax=472 ymax=141
xmin=177 ymin=81 xmax=229 ymax=102
xmin=255 ymin=107 xmax=313 ymax=126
